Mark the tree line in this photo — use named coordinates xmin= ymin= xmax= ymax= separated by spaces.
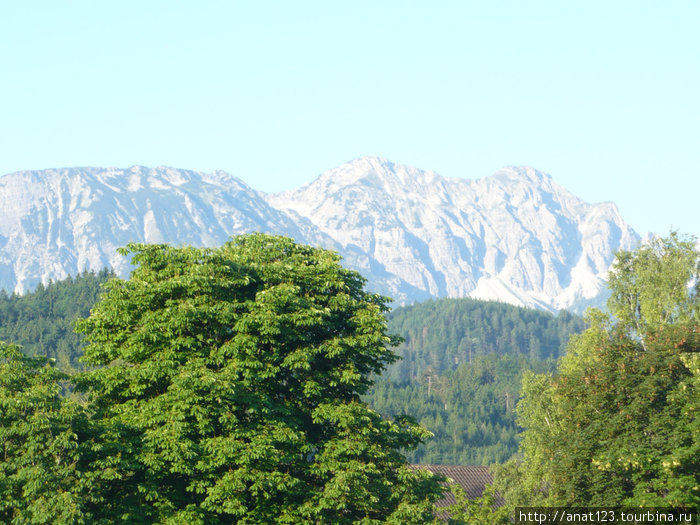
xmin=383 ymin=297 xmax=583 ymax=383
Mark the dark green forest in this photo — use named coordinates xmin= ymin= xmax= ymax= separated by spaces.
xmin=383 ymin=298 xmax=583 ymax=382
xmin=367 ymin=299 xmax=585 ymax=465
xmin=368 ymin=354 xmax=557 ymax=465
xmin=0 ymin=269 xmax=586 ymax=467
xmin=0 ymin=269 xmax=115 ymax=371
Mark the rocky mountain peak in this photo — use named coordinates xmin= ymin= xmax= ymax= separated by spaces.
xmin=268 ymin=158 xmax=639 ymax=311
xmin=0 ymin=160 xmax=641 ymax=312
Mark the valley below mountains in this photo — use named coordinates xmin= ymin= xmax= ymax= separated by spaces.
xmin=0 ymin=157 xmax=640 ymax=312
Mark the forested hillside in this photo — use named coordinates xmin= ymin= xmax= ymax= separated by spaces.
xmin=0 ymin=269 xmax=114 ymax=371
xmin=0 ymin=270 xmax=585 ymax=466
xmin=365 ymin=299 xmax=586 ymax=464
xmin=368 ymin=354 xmax=559 ymax=465
xmin=384 ymin=298 xmax=584 ymax=382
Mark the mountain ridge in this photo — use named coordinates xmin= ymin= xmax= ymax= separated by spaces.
xmin=0 ymin=158 xmax=640 ymax=312
xmin=267 ymin=158 xmax=638 ymax=311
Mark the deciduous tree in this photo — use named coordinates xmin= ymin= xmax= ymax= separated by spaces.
xmin=0 ymin=342 xmax=92 ymax=524
xmin=74 ymin=234 xmax=444 ymax=523
xmin=507 ymin=232 xmax=700 ymax=507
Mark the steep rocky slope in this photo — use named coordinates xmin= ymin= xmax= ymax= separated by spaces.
xmin=0 ymin=158 xmax=640 ymax=312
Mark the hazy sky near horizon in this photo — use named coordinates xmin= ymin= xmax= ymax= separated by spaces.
xmin=1 ymin=1 xmax=698 ymax=237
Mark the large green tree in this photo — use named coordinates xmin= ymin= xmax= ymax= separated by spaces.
xmin=73 ymin=234 xmax=443 ymax=524
xmin=0 ymin=342 xmax=95 ymax=524
xmin=503 ymin=232 xmax=700 ymax=507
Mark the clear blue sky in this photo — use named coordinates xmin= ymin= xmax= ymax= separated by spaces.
xmin=2 ymin=1 xmax=698 ymax=237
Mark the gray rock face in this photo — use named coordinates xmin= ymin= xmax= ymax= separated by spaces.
xmin=268 ymin=157 xmax=639 ymax=311
xmin=0 ymin=158 xmax=639 ymax=312
xmin=0 ymin=165 xmax=334 ymax=294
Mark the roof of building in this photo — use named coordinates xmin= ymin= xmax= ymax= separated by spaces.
xmin=410 ymin=464 xmax=504 ymax=521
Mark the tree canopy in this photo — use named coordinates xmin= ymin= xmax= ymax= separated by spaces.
xmin=499 ymin=232 xmax=700 ymax=508
xmin=1 ymin=234 xmax=445 ymax=523
xmin=82 ymin=234 xmax=445 ymax=523
xmin=0 ymin=342 xmax=94 ymax=524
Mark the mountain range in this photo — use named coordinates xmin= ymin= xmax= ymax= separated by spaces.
xmin=0 ymin=157 xmax=640 ymax=312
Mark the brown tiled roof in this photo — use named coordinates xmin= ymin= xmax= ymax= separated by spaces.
xmin=410 ymin=464 xmax=504 ymax=520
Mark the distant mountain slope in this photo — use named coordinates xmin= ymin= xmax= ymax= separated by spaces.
xmin=0 ymin=166 xmax=336 ymax=293
xmin=0 ymin=158 xmax=640 ymax=311
xmin=268 ymin=157 xmax=640 ymax=311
